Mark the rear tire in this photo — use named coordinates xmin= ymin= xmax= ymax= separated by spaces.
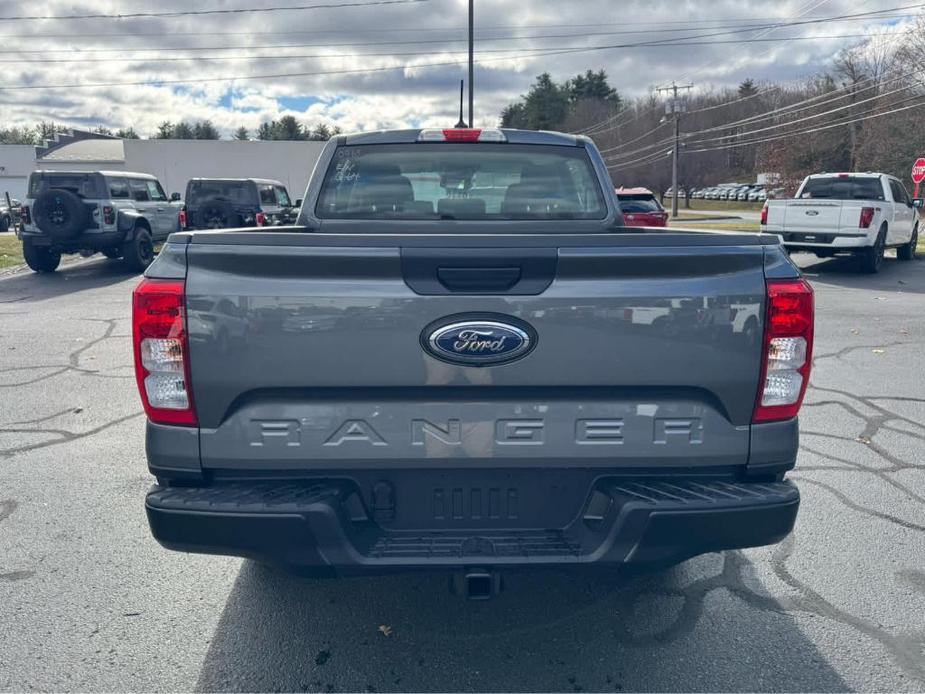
xmin=122 ymin=227 xmax=154 ymax=273
xmin=22 ymin=240 xmax=61 ymax=273
xmin=859 ymin=226 xmax=887 ymax=274
xmin=897 ymin=224 xmax=918 ymax=261
xmin=0 ymin=215 xmax=9 ymax=232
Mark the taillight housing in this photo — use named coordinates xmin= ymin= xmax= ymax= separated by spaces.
xmin=102 ymin=205 xmax=115 ymax=225
xmin=859 ymin=207 xmax=875 ymax=229
xmin=178 ymin=208 xmax=187 ymax=229
xmin=753 ymin=278 xmax=814 ymax=423
xmin=760 ymin=202 xmax=769 ymax=225
xmin=20 ymin=205 xmax=31 ymax=225
xmin=255 ymin=211 xmax=266 ymax=226
xmin=132 ymin=278 xmax=197 ymax=426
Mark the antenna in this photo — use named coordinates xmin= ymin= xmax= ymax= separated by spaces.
xmin=454 ymin=79 xmax=468 ymax=128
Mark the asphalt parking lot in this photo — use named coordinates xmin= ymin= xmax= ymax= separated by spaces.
xmin=0 ymin=250 xmax=923 ymax=692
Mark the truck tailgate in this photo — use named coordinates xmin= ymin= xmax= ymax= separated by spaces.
xmin=182 ymin=232 xmax=771 ymax=471
xmin=768 ymin=199 xmax=853 ymax=233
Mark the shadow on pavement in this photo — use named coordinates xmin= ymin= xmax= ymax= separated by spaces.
xmin=196 ymin=554 xmax=847 ymax=693
xmin=794 ymin=253 xmax=925 ymax=294
xmin=0 ymin=256 xmax=139 ymax=303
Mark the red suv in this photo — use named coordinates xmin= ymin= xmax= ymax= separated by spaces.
xmin=616 ymin=187 xmax=669 ymax=227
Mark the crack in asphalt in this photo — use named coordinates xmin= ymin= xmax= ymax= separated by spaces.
xmin=610 ymin=551 xmax=789 ymax=647
xmin=799 ymin=388 xmax=925 ymax=511
xmin=811 ymin=340 xmax=919 ymax=365
xmin=1 ymin=408 xmax=83 ymax=428
xmin=791 ymin=476 xmax=925 ymax=532
xmin=0 ymin=317 xmax=133 ymax=388
xmin=772 ymin=534 xmax=925 ymax=685
xmin=0 ymin=412 xmax=143 ymax=457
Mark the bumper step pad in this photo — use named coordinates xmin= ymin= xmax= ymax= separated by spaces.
xmin=146 ymin=478 xmax=799 ymax=572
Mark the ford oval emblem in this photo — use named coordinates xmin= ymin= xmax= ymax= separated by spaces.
xmin=805 ymin=210 xmax=820 ymax=216
xmin=423 ymin=316 xmax=535 ymax=366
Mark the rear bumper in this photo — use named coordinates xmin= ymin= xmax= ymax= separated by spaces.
xmin=19 ymin=229 xmax=124 ymax=250
xmin=146 ymin=478 xmax=799 ymax=574
xmin=775 ymin=231 xmax=873 ymax=248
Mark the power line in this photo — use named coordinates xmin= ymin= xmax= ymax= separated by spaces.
xmin=2 ymin=4 xmax=918 ymax=56
xmin=599 ymin=59 xmax=921 ymax=161
xmin=2 ymin=6 xmax=920 ymax=91
xmin=2 ymin=10 xmax=917 ymax=40
xmin=0 ymin=0 xmax=429 ymax=21
xmin=681 ymin=93 xmax=925 ymax=154
xmin=595 ymin=121 xmax=669 ymax=153
xmin=5 ymin=31 xmax=909 ymax=90
xmin=0 ymin=31 xmax=905 ymax=64
xmin=605 ymin=89 xmax=925 ymax=165
xmin=574 ymin=3 xmax=921 ymax=137
xmin=663 ymin=0 xmax=838 ymax=88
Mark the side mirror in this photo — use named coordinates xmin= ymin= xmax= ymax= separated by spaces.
xmin=170 ymin=192 xmax=181 ymax=202
xmin=913 ymin=198 xmax=924 ymax=209
xmin=295 ymin=199 xmax=303 ymax=208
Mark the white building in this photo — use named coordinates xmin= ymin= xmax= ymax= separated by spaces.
xmin=0 ymin=130 xmax=326 ymax=202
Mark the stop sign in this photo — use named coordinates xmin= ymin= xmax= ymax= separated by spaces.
xmin=912 ymin=158 xmax=925 ymax=183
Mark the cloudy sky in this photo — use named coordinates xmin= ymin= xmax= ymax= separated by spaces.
xmin=1 ymin=0 xmax=917 ymax=137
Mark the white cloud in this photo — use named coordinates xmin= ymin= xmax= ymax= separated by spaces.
xmin=2 ymin=0 xmax=916 ymax=136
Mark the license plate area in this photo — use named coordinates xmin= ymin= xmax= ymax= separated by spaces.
xmin=354 ymin=469 xmax=601 ymax=531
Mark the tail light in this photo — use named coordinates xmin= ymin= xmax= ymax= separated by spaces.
xmin=20 ymin=205 xmax=30 ymax=224
xmin=753 ymin=278 xmax=814 ymax=423
xmin=760 ymin=202 xmax=769 ymax=225
xmin=859 ymin=207 xmax=875 ymax=229
xmin=102 ymin=206 xmax=115 ymax=225
xmin=255 ymin=212 xmax=266 ymax=226
xmin=132 ymin=278 xmax=197 ymax=426
xmin=178 ymin=208 xmax=187 ymax=229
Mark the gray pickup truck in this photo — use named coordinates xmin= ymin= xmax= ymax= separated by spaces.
xmin=134 ymin=128 xmax=813 ymax=598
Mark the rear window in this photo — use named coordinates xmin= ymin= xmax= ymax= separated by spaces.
xmin=316 ymin=144 xmax=607 ymax=220
xmin=188 ymin=180 xmax=257 ymax=205
xmin=28 ymin=173 xmax=101 ymax=199
xmin=617 ymin=194 xmax=662 ymax=213
xmin=800 ymin=177 xmax=885 ymax=201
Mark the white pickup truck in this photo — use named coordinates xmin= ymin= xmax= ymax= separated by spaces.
xmin=760 ymin=172 xmax=920 ymax=273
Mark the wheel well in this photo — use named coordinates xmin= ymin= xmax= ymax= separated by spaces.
xmin=134 ymin=218 xmax=152 ymax=232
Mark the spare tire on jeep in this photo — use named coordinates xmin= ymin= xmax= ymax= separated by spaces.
xmin=33 ymin=189 xmax=90 ymax=240
xmin=197 ymin=199 xmax=242 ymax=229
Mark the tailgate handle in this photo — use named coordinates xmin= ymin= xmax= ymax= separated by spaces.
xmin=437 ymin=266 xmax=522 ymax=292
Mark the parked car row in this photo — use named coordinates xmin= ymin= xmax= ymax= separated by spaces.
xmin=664 ymin=184 xmax=787 ymax=202
xmin=16 ymin=170 xmax=300 ymax=273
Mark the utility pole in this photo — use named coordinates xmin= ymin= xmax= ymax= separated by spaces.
xmin=656 ymin=82 xmax=692 ymax=218
xmin=468 ymin=0 xmax=474 ymax=128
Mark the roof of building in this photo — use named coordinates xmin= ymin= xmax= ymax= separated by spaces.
xmin=38 ymin=138 xmax=125 ymax=163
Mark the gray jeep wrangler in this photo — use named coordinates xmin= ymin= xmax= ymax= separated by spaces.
xmin=18 ymin=170 xmax=182 ymax=273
